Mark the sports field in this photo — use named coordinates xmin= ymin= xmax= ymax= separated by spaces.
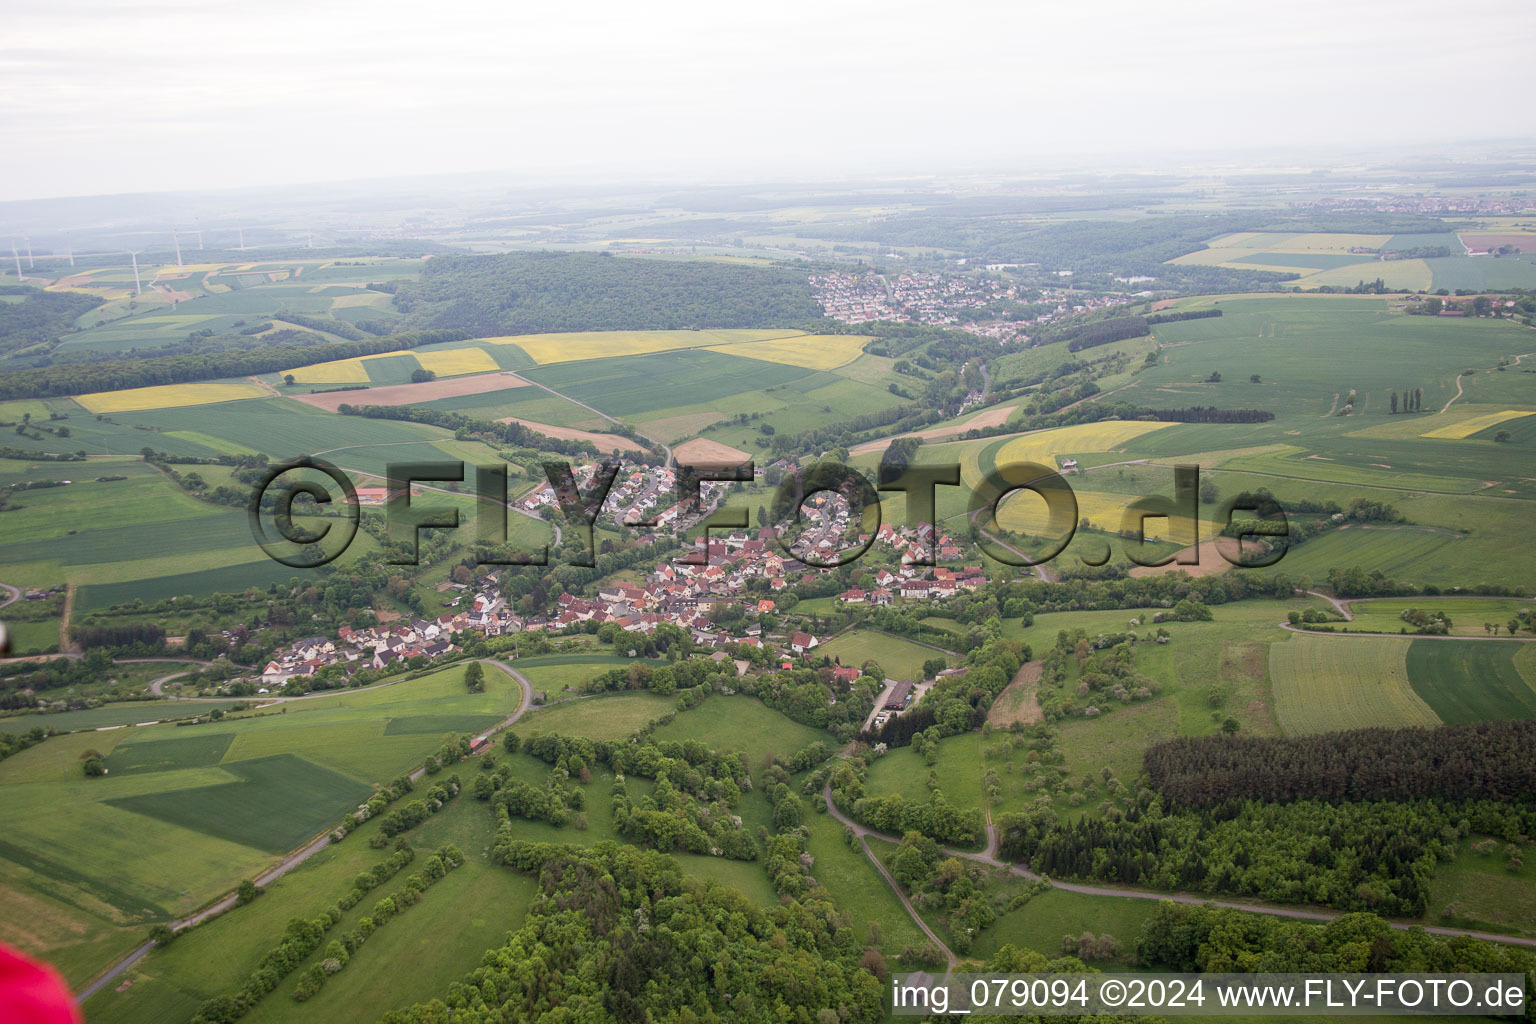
xmin=1269 ymin=634 xmax=1439 ymax=735
xmin=75 ymin=379 xmax=270 ymax=413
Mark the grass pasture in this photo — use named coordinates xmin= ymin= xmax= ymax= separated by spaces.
xmin=1404 ymin=640 xmax=1536 ymax=725
xmin=515 ymin=691 xmax=676 ymax=739
xmin=1347 ymin=598 xmax=1535 ymax=637
xmin=1269 ymin=634 xmax=1438 ymax=735
xmin=650 ymin=695 xmax=833 ymax=766
xmin=817 ymin=629 xmax=951 ymax=681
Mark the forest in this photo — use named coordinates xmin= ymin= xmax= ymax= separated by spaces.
xmin=996 ymin=795 xmax=1536 ymax=918
xmin=0 ymin=285 xmax=103 ymax=355
xmin=0 ymin=329 xmax=465 ymax=400
xmin=394 ymin=252 xmax=825 ymax=335
xmin=1144 ymin=721 xmax=1536 ymax=806
xmin=392 ymin=840 xmax=887 ymax=1023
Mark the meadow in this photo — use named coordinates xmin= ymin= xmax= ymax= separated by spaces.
xmin=1348 ymin=598 xmax=1536 ymax=637
xmin=649 ymin=695 xmax=833 ymax=766
xmin=522 ymin=348 xmax=815 ymax=419
xmin=817 ymin=629 xmax=952 ymax=681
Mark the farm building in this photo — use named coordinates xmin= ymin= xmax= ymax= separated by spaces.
xmin=883 ymin=680 xmax=913 ymax=711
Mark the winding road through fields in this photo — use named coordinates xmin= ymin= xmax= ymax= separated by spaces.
xmin=821 ymin=780 xmax=1536 ymax=961
xmin=73 ymin=659 xmax=534 ymax=1004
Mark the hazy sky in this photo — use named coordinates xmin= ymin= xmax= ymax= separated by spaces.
xmin=4 ymin=0 xmax=1534 ymax=200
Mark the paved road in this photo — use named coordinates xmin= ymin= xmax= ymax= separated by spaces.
xmin=822 ymin=782 xmax=1536 ymax=953
xmin=74 ymin=659 xmax=534 ymax=1003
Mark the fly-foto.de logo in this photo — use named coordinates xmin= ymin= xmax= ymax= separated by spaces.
xmin=248 ymin=456 xmax=1291 ymax=571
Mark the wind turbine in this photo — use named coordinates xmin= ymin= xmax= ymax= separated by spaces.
xmin=23 ymin=235 xmax=33 ymax=269
xmin=172 ymin=229 xmax=183 ymax=269
xmin=10 ymin=245 xmax=21 ymax=280
xmin=64 ymin=231 xmax=74 ymax=267
xmin=128 ymin=250 xmax=143 ymax=295
xmin=195 ymin=216 xmax=204 ymax=250
xmin=238 ymin=226 xmax=246 ymax=251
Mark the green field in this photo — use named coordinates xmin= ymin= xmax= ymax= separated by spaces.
xmin=1269 ymin=634 xmax=1438 ymax=735
xmin=515 ymin=691 xmax=676 ymax=739
xmin=1349 ymin=598 xmax=1536 ymax=637
xmin=105 ymin=753 xmax=372 ymax=852
xmin=1404 ymin=640 xmax=1536 ymax=724
xmin=817 ymin=629 xmax=952 ymax=681
xmin=650 ymin=695 xmax=833 ymax=766
xmin=522 ymin=348 xmax=815 ymax=418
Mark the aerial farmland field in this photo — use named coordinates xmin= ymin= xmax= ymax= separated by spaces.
xmin=1269 ymin=633 xmax=1440 ymax=735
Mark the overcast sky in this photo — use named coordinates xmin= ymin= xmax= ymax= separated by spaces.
xmin=3 ymin=0 xmax=1533 ymax=201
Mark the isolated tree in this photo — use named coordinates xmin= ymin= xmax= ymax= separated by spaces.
xmin=1207 ymin=370 xmax=1222 ymax=383
xmin=283 ymin=374 xmax=296 ymax=385
xmin=236 ymin=879 xmax=260 ymax=905
xmin=464 ymin=661 xmax=485 ymax=693
xmin=1494 ymin=430 xmax=1512 ymax=443
xmin=1199 ymin=479 xmax=1219 ymax=505
xmin=1249 ymin=374 xmax=1261 ymax=384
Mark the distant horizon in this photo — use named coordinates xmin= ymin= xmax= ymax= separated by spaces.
xmin=5 ymin=0 xmax=1534 ymax=202
xmin=1 ymin=133 xmax=1533 ymax=211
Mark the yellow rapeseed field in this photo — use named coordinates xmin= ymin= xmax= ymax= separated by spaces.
xmin=76 ymin=379 xmax=269 ymax=413
xmin=704 ymin=334 xmax=872 ymax=370
xmin=482 ymin=329 xmax=805 ymax=365
xmin=283 ymin=357 xmax=370 ymax=384
xmin=1421 ymin=409 xmax=1536 ymax=440
xmin=413 ymin=348 xmax=501 ymax=377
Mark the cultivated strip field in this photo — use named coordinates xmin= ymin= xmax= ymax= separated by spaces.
xmin=1269 ymin=633 xmax=1439 ymax=735
xmin=487 ymin=328 xmax=805 ymax=365
xmin=75 ymin=380 xmax=270 ymax=413
xmin=1422 ymin=409 xmax=1536 ymax=440
xmin=704 ymin=334 xmax=873 ymax=370
xmin=494 ymin=417 xmax=642 ymax=452
xmin=290 ymin=371 xmax=530 ymax=412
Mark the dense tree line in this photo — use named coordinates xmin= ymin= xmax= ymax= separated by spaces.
xmin=1145 ymin=721 xmax=1536 ymax=807
xmin=191 ymin=843 xmax=462 ymax=1024
xmin=1062 ymin=316 xmax=1150 ymax=353
xmin=1144 ymin=308 xmax=1222 ymax=325
xmin=996 ymin=796 xmax=1536 ymax=918
xmin=0 ymin=285 xmax=103 ymax=355
xmin=73 ymin=622 xmax=166 ymax=652
xmin=394 ymin=252 xmax=824 ymax=335
xmin=0 ymin=328 xmax=465 ymax=400
xmin=292 ymin=845 xmax=465 ymax=1003
xmin=515 ymin=732 xmax=757 ymax=858
xmin=408 ymin=840 xmax=884 ymax=1024
xmin=1139 ymin=901 xmax=1535 ymax=1017
xmin=267 ymin=311 xmax=371 ymax=341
